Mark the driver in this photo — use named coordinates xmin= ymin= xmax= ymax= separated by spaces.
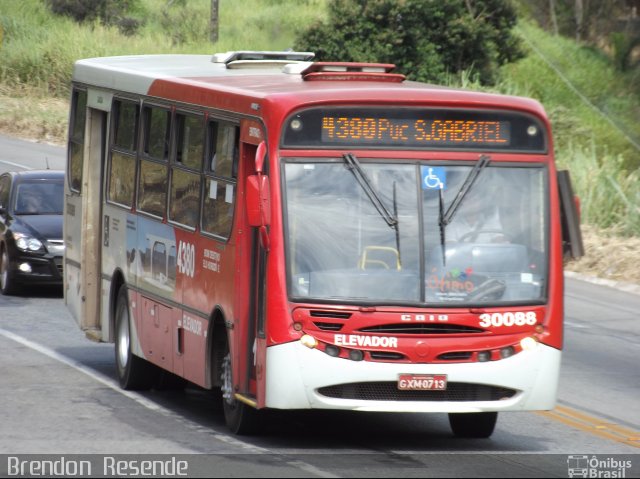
xmin=446 ymin=188 xmax=506 ymax=243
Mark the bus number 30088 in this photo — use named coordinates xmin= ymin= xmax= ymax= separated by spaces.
xmin=479 ymin=311 xmax=537 ymax=328
xmin=177 ymin=241 xmax=196 ymax=278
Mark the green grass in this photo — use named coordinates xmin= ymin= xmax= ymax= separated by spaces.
xmin=0 ymin=0 xmax=328 ymax=93
xmin=0 ymin=0 xmax=638 ymax=235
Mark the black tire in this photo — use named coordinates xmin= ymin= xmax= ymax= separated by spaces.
xmin=0 ymin=246 xmax=18 ymax=295
xmin=155 ymin=370 xmax=187 ymax=390
xmin=449 ymin=412 xmax=498 ymax=438
xmin=220 ymin=346 xmax=258 ymax=435
xmin=114 ymin=286 xmax=157 ymax=390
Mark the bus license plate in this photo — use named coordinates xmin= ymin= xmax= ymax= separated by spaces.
xmin=398 ymin=374 xmax=447 ymax=391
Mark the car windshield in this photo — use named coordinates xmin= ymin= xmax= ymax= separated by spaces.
xmin=14 ymin=180 xmax=64 ymax=215
xmin=283 ymin=159 xmax=548 ymax=306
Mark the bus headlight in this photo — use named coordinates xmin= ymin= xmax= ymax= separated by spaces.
xmin=300 ymin=334 xmax=318 ymax=349
xmin=520 ymin=336 xmax=538 ymax=351
xmin=14 ymin=233 xmax=44 ymax=252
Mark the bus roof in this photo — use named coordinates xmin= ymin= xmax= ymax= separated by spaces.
xmin=72 ymin=54 xmax=547 ymax=119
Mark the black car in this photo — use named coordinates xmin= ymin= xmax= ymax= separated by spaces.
xmin=0 ymin=170 xmax=65 ymax=295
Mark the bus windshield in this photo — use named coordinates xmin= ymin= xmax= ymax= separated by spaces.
xmin=284 ymin=159 xmax=547 ymax=306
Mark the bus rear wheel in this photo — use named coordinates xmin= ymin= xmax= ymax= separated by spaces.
xmin=448 ymin=412 xmax=498 ymax=438
xmin=114 ymin=286 xmax=157 ymax=390
xmin=220 ymin=350 xmax=258 ymax=435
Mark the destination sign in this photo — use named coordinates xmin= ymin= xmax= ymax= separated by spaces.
xmin=282 ymin=108 xmax=546 ymax=152
xmin=322 ymin=116 xmax=510 ymax=146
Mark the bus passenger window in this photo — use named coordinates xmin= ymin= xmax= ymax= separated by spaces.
xmin=202 ymin=179 xmax=234 ymax=238
xmin=176 ymin=113 xmax=204 ymax=170
xmin=68 ymin=89 xmax=86 ymax=192
xmin=202 ymin=119 xmax=238 ymax=239
xmin=108 ymin=152 xmax=136 ymax=207
xmin=170 ymin=169 xmax=200 ymax=228
xmin=207 ymin=122 xmax=238 ymax=178
xmin=138 ymin=159 xmax=167 ymax=217
xmin=143 ymin=106 xmax=170 ymax=161
xmin=113 ymin=100 xmax=138 ymax=152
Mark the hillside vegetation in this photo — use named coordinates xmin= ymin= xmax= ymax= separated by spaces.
xmin=0 ymin=0 xmax=638 ymax=240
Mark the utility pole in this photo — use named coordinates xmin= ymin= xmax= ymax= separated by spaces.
xmin=210 ymin=0 xmax=219 ymax=43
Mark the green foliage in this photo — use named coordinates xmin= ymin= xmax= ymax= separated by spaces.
xmin=293 ymin=0 xmax=524 ymax=85
xmin=46 ymin=0 xmax=145 ymax=35
xmin=498 ymin=23 xmax=640 ymax=171
xmin=562 ymin=142 xmax=640 ymax=236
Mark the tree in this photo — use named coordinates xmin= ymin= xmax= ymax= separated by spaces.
xmin=293 ymin=0 xmax=524 ymax=85
xmin=46 ymin=0 xmax=143 ymax=35
xmin=210 ymin=0 xmax=219 ymax=43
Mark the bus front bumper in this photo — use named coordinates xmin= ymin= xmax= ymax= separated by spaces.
xmin=265 ymin=341 xmax=560 ymax=412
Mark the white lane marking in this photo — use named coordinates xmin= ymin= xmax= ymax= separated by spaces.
xmin=0 ymin=160 xmax=33 ymax=170
xmin=0 ymin=327 xmax=341 ymax=477
xmin=0 ymin=327 xmax=264 ymax=453
xmin=286 ymin=460 xmax=340 ymax=478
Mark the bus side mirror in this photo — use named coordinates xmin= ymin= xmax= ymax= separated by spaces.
xmin=246 ymin=141 xmax=271 ymax=228
xmin=246 ymin=174 xmax=271 ymax=227
xmin=557 ymin=170 xmax=585 ymax=259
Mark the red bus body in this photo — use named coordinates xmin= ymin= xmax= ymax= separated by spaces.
xmin=65 ymin=53 xmax=581 ymax=436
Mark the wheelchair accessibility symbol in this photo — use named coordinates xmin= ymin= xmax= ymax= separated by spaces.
xmin=421 ymin=166 xmax=446 ymax=190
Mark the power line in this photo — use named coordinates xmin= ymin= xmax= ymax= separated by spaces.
xmin=517 ymin=26 xmax=640 ymax=153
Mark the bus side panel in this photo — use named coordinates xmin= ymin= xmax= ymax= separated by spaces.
xmin=101 ymin=204 xmax=136 ymax=341
xmin=175 ymin=229 xmax=229 ymax=388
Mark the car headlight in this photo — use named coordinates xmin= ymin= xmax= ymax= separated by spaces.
xmin=13 ymin=232 xmax=44 ymax=252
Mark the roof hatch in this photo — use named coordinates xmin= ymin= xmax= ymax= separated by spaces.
xmin=211 ymin=50 xmax=315 ymax=69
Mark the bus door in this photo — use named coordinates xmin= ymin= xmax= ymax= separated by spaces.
xmin=68 ymin=89 xmax=108 ymax=341
xmin=236 ymin=124 xmax=269 ymax=408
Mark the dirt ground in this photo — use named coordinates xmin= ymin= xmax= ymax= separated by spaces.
xmin=0 ymin=92 xmax=638 ymax=289
xmin=565 ymin=224 xmax=640 ymax=286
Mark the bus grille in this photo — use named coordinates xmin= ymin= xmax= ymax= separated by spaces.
xmin=358 ymin=324 xmax=485 ymax=334
xmin=313 ymin=322 xmax=344 ymax=331
xmin=317 ymin=382 xmax=516 ymax=402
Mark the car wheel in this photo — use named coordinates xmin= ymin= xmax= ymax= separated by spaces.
xmin=0 ymin=246 xmax=18 ymax=295
xmin=114 ymin=285 xmax=157 ymax=390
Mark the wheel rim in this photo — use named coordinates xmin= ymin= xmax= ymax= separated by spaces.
xmin=116 ymin=302 xmax=130 ymax=369
xmin=221 ymin=353 xmax=234 ymax=405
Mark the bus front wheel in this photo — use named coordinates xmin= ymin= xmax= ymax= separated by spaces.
xmin=114 ymin=286 xmax=157 ymax=390
xmin=448 ymin=412 xmax=498 ymax=438
xmin=220 ymin=350 xmax=258 ymax=435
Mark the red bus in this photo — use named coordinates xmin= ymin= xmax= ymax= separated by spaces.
xmin=65 ymin=51 xmax=583 ymax=437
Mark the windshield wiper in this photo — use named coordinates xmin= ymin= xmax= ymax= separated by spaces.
xmin=437 ymin=154 xmax=491 ymax=264
xmin=343 ymin=153 xmax=398 ymax=229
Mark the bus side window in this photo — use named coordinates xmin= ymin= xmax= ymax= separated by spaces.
xmin=202 ymin=121 xmax=238 ymax=238
xmin=169 ymin=112 xmax=204 ymax=229
xmin=107 ymin=99 xmax=139 ymax=207
xmin=137 ymin=105 xmax=170 ymax=217
xmin=207 ymin=122 xmax=238 ymax=178
xmin=175 ymin=113 xmax=204 ymax=170
xmin=142 ymin=106 xmax=171 ymax=161
xmin=68 ymin=88 xmax=87 ymax=193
